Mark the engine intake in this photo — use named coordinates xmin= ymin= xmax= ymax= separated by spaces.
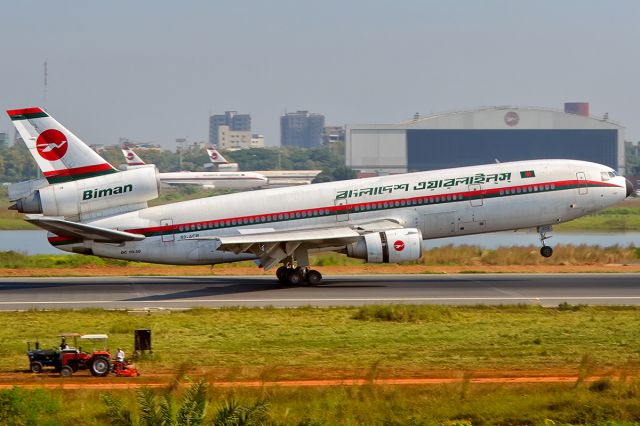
xmin=347 ymin=228 xmax=423 ymax=263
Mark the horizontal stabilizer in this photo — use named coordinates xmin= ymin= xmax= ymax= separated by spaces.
xmin=26 ymin=216 xmax=145 ymax=243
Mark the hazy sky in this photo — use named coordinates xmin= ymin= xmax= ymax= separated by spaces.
xmin=1 ymin=1 xmax=639 ymax=149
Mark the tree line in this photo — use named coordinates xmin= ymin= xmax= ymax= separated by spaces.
xmin=0 ymin=141 xmax=356 ymax=183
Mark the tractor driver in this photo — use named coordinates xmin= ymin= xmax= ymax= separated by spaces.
xmin=59 ymin=337 xmax=69 ymax=350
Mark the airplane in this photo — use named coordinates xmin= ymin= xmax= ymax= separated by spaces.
xmin=119 ymin=145 xmax=269 ymax=190
xmin=206 ymin=146 xmax=322 ymax=187
xmin=205 ymin=147 xmax=239 ymax=171
xmin=7 ymin=107 xmax=635 ymax=285
xmin=121 ymin=146 xmax=146 ymax=167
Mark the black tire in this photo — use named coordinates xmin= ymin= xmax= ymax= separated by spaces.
xmin=60 ymin=366 xmax=73 ymax=377
xmin=30 ymin=361 xmax=43 ymax=373
xmin=286 ymin=269 xmax=303 ymax=285
xmin=276 ymin=266 xmax=288 ymax=283
xmin=90 ymin=357 xmax=110 ymax=377
xmin=540 ymin=246 xmax=553 ymax=258
xmin=306 ymin=270 xmax=323 ymax=285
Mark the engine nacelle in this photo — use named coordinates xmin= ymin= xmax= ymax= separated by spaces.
xmin=347 ymin=228 xmax=423 ymax=263
xmin=12 ymin=167 xmax=160 ymax=218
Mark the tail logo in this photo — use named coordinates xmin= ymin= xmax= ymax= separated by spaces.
xmin=36 ymin=129 xmax=68 ymax=161
xmin=126 ymin=152 xmax=134 ymax=160
xmin=210 ymin=152 xmax=218 ymax=160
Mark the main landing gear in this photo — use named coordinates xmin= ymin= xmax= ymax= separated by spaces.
xmin=276 ymin=265 xmax=323 ymax=286
xmin=537 ymin=225 xmax=554 ymax=258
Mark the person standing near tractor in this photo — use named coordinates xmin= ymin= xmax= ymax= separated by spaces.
xmin=116 ymin=348 xmax=124 ymax=370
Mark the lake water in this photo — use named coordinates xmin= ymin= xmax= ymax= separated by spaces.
xmin=0 ymin=230 xmax=638 ymax=255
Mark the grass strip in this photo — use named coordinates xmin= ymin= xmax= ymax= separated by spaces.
xmin=3 ymin=305 xmax=640 ymax=378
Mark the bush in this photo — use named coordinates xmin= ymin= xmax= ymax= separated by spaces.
xmin=353 ymin=304 xmax=456 ymax=323
xmin=0 ymin=387 xmax=60 ymax=424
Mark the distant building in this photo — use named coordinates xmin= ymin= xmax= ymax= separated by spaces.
xmin=218 ymin=125 xmax=253 ymax=150
xmin=119 ymin=137 xmax=161 ymax=151
xmin=280 ymin=111 xmax=325 ymax=148
xmin=209 ymin=111 xmax=251 ymax=147
xmin=0 ymin=132 xmax=8 ymax=148
xmin=322 ymin=126 xmax=345 ymax=144
xmin=251 ymin=134 xmax=265 ymax=148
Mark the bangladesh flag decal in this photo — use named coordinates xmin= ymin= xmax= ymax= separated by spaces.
xmin=520 ymin=170 xmax=536 ymax=178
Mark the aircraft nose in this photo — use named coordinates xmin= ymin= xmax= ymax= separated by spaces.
xmin=626 ymin=178 xmax=635 ymax=198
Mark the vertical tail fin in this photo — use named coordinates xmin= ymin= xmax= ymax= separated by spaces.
xmin=7 ymin=107 xmax=117 ymax=184
xmin=206 ymin=146 xmax=229 ymax=164
xmin=121 ymin=146 xmax=146 ymax=166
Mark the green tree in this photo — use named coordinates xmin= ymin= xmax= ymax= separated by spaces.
xmin=625 ymin=141 xmax=640 ymax=175
xmin=0 ymin=146 xmax=5 ymax=179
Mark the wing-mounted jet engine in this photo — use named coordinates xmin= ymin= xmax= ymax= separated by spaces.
xmin=346 ymin=228 xmax=423 ymax=263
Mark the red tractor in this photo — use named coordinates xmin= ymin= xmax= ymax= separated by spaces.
xmin=58 ymin=334 xmax=112 ymax=377
xmin=28 ymin=333 xmax=139 ymax=377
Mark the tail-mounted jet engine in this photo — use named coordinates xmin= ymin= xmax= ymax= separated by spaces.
xmin=347 ymin=228 xmax=423 ymax=263
xmin=10 ymin=167 xmax=160 ymax=219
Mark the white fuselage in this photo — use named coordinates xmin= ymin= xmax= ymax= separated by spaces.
xmin=51 ymin=159 xmax=628 ymax=264
xmin=157 ymin=171 xmax=268 ymax=189
xmin=255 ymin=170 xmax=322 ymax=187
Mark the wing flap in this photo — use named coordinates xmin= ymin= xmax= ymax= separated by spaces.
xmin=26 ymin=216 xmax=145 ymax=243
xmin=188 ymin=226 xmax=362 ymax=270
xmin=189 ymin=226 xmax=361 ymax=246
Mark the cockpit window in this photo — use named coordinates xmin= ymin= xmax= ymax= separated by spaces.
xmin=600 ymin=171 xmax=617 ymax=181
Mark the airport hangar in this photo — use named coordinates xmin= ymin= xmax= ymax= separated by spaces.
xmin=345 ymin=105 xmax=625 ymax=176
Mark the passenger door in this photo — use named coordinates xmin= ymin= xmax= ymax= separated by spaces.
xmin=160 ymin=219 xmax=174 ymax=243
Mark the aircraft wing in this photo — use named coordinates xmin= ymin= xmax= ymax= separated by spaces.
xmin=188 ymin=219 xmax=403 ymax=270
xmin=26 ymin=216 xmax=145 ymax=243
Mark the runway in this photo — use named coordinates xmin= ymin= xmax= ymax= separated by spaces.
xmin=0 ymin=273 xmax=638 ymax=310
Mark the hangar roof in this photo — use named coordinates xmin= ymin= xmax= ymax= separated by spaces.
xmin=351 ymin=106 xmax=623 ymax=131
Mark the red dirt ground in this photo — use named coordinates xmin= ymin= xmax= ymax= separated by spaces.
xmin=1 ymin=368 xmax=634 ymax=390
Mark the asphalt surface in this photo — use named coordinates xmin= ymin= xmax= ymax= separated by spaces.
xmin=0 ymin=274 xmax=639 ymax=310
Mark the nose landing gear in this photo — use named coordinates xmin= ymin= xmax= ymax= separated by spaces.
xmin=537 ymin=225 xmax=554 ymax=258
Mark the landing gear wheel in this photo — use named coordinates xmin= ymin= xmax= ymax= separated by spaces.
xmin=276 ymin=266 xmax=288 ymax=283
xmin=540 ymin=246 xmax=553 ymax=258
xmin=60 ymin=366 xmax=73 ymax=377
xmin=30 ymin=361 xmax=43 ymax=373
xmin=90 ymin=357 xmax=110 ymax=377
xmin=286 ymin=269 xmax=303 ymax=285
xmin=305 ymin=270 xmax=322 ymax=285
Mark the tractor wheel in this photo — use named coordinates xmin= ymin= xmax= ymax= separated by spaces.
xmin=60 ymin=366 xmax=73 ymax=377
xmin=90 ymin=357 xmax=110 ymax=377
xmin=30 ymin=361 xmax=43 ymax=373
